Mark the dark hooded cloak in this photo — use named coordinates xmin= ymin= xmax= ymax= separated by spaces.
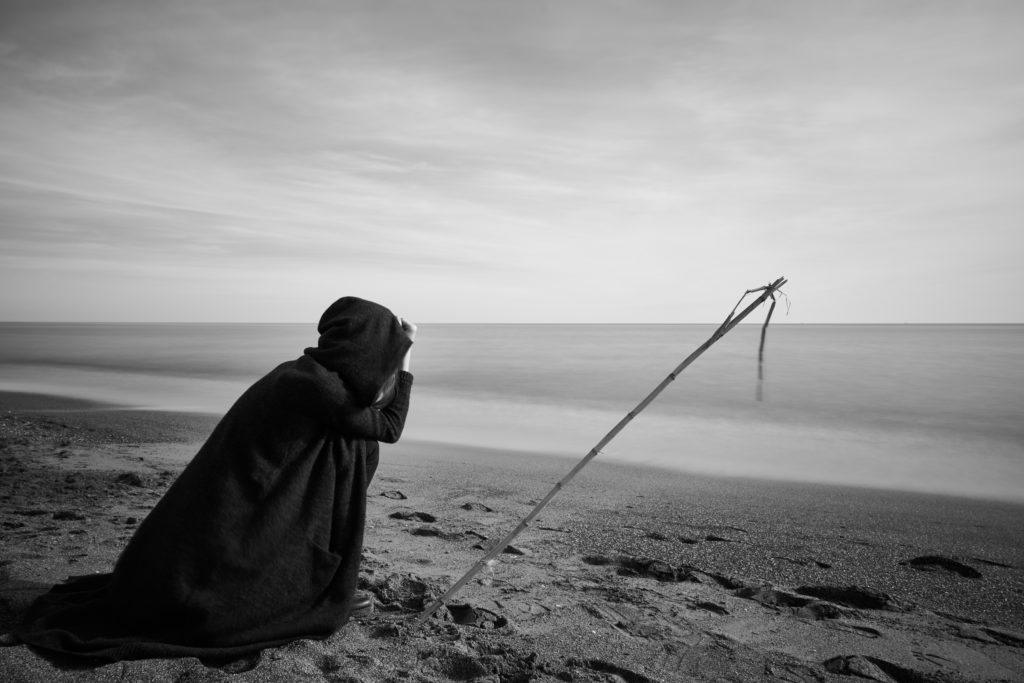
xmin=15 ymin=297 xmax=414 ymax=661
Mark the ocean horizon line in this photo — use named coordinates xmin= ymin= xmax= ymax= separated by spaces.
xmin=2 ymin=323 xmax=1021 ymax=503
xmin=1 ymin=320 xmax=1022 ymax=327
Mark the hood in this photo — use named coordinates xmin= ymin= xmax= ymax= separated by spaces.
xmin=303 ymin=296 xmax=412 ymax=407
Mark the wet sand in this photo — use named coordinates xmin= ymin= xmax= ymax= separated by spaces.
xmin=1 ymin=392 xmax=1022 ymax=682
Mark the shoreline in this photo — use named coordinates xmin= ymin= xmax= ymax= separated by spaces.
xmin=5 ymin=389 xmax=1023 ymax=507
xmin=2 ymin=392 xmax=1023 ymax=681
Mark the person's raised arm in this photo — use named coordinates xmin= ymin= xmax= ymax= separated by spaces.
xmin=333 ymin=371 xmax=413 ymax=443
xmin=333 ymin=316 xmax=416 ymax=442
xmin=399 ymin=317 xmax=416 ymax=372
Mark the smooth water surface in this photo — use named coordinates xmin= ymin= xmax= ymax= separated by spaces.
xmin=1 ymin=323 xmax=1021 ymax=501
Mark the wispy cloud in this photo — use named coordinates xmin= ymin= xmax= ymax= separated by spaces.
xmin=1 ymin=0 xmax=1021 ymax=321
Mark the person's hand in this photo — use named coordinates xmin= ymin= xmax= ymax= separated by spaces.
xmin=398 ymin=317 xmax=417 ymax=343
xmin=398 ymin=317 xmax=416 ymax=372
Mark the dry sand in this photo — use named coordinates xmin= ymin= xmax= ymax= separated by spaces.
xmin=1 ymin=392 xmax=1022 ymax=682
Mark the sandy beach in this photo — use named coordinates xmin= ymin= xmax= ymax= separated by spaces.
xmin=1 ymin=392 xmax=1022 ymax=682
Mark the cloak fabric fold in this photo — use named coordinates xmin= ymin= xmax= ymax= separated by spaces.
xmin=16 ymin=297 xmax=414 ymax=661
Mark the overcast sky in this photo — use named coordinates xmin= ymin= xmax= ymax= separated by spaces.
xmin=1 ymin=0 xmax=1021 ymax=323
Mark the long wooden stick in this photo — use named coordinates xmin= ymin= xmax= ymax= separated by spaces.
xmin=756 ymin=295 xmax=778 ymax=402
xmin=415 ymin=276 xmax=788 ymax=625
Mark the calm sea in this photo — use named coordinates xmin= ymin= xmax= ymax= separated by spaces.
xmin=1 ymin=323 xmax=1022 ymax=502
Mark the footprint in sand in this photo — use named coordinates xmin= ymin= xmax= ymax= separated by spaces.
xmin=690 ymin=600 xmax=729 ymax=616
xmin=903 ymin=555 xmax=982 ymax=579
xmin=52 ymin=510 xmax=87 ymax=521
xmin=114 ymin=473 xmax=146 ymax=487
xmin=565 ymin=657 xmax=660 ymax=683
xmin=981 ymin=626 xmax=1024 ymax=648
xmin=583 ymin=599 xmax=697 ymax=642
xmin=422 ymin=641 xmax=543 ymax=681
xmin=581 ymin=553 xmax=738 ymax=588
xmin=446 ymin=603 xmax=508 ymax=629
xmin=794 ymin=585 xmax=902 ymax=611
xmin=409 ymin=525 xmax=464 ymax=541
xmin=735 ymin=585 xmax=903 ymax=621
xmin=362 ymin=572 xmax=445 ymax=612
xmin=826 ymin=655 xmax=948 ymax=683
xmin=472 ymin=541 xmax=528 ymax=555
xmin=824 ymin=656 xmax=890 ymax=679
xmin=704 ymin=534 xmax=735 ymax=543
xmin=388 ymin=510 xmax=437 ymax=523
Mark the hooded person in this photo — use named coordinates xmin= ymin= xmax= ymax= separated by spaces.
xmin=15 ymin=297 xmax=416 ymax=661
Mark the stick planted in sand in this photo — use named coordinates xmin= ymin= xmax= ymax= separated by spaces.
xmin=416 ymin=276 xmax=789 ymax=625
